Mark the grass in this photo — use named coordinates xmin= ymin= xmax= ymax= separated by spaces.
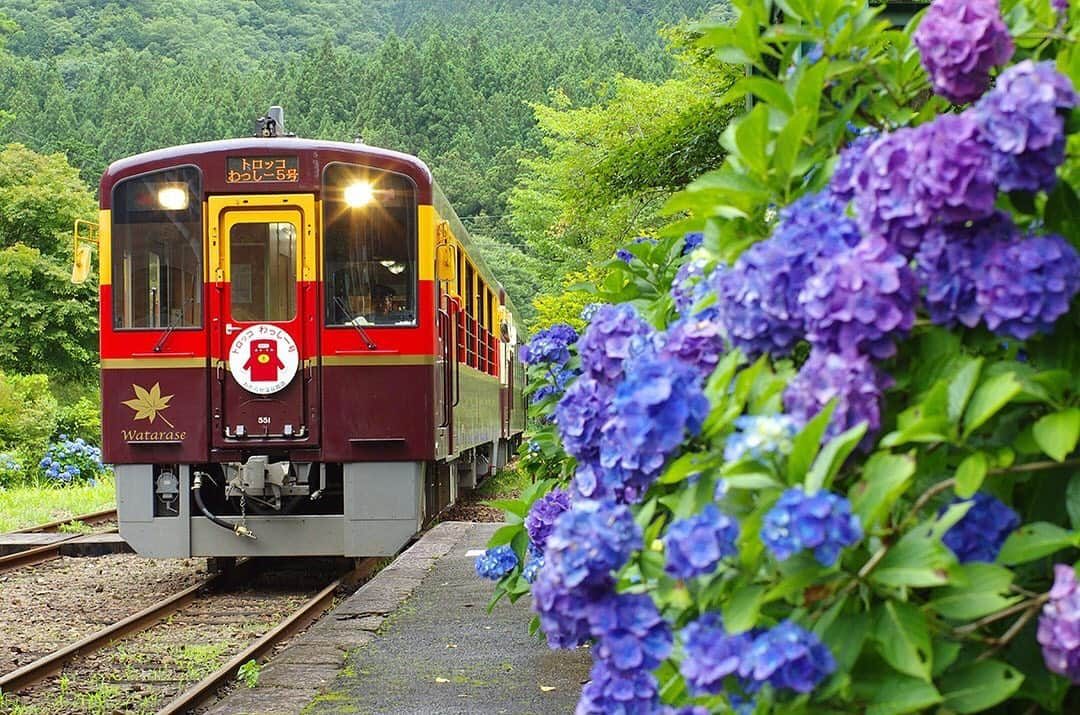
xmin=0 ymin=475 xmax=115 ymax=531
xmin=474 ymin=464 xmax=531 ymax=500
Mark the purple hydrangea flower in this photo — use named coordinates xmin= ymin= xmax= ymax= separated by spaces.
xmin=724 ymin=414 xmax=801 ymax=463
xmin=531 ymin=566 xmax=603 ymax=649
xmin=913 ymin=0 xmax=1014 ymax=104
xmin=659 ymin=315 xmax=726 ymax=378
xmin=739 ymin=620 xmax=836 ymax=693
xmin=671 ymin=256 xmax=711 ymax=316
xmin=679 ymin=613 xmax=755 ymax=695
xmin=914 ymin=212 xmax=1018 ymax=329
xmin=941 ymin=491 xmax=1020 ymax=563
xmin=784 ymin=350 xmax=893 ymax=444
xmin=800 ymin=236 xmax=917 ymax=360
xmin=525 ymin=487 xmax=572 ymax=552
xmin=588 ymin=592 xmax=673 ymax=672
xmin=545 ymin=500 xmax=642 ymax=590
xmin=520 ymin=323 xmax=578 ymax=367
xmin=531 ymin=366 xmax=576 ymax=405
xmin=664 ymin=503 xmax=740 ymax=579
xmin=682 ymin=231 xmax=704 ymax=254
xmin=1038 ymin=564 xmax=1080 ymax=683
xmin=975 ymin=59 xmax=1078 ymax=192
xmin=853 ymin=117 xmax=997 ymax=257
xmin=556 ymin=376 xmax=613 ymax=470
xmin=1053 ymin=0 xmax=1069 ymax=14
xmin=829 ymin=130 xmax=879 ymax=203
xmin=661 ymin=707 xmax=711 ymax=715
xmin=716 ymin=192 xmax=860 ymax=358
xmin=599 ymin=355 xmax=709 ymax=502
xmin=975 ymin=233 xmax=1080 ymax=340
xmin=475 ymin=544 xmax=519 ymax=580
xmin=577 ymin=303 xmax=657 ymax=384
xmin=761 ymin=487 xmax=864 ymax=566
xmin=576 ymin=658 xmax=660 ymax=714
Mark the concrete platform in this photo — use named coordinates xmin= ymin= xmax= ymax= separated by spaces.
xmin=0 ymin=533 xmax=70 ymax=556
xmin=205 ymin=521 xmax=591 ymax=715
xmin=0 ymin=532 xmax=131 ymax=557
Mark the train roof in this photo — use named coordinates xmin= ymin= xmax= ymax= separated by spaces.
xmin=99 ymin=136 xmax=521 ymax=323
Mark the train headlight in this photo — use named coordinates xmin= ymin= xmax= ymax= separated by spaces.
xmin=344 ymin=181 xmax=375 ymax=207
xmin=157 ymin=185 xmax=189 ymax=210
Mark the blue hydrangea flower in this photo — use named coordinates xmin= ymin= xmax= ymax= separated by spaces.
xmin=556 ymin=376 xmax=613 ymax=470
xmin=522 ymin=548 xmax=545 ymax=584
xmin=716 ymin=191 xmax=860 ymax=358
xmin=975 ymin=60 xmax=1078 ymax=192
xmin=588 ymin=592 xmax=672 ymax=672
xmin=829 ymin=130 xmax=879 ymax=203
xmin=761 ymin=487 xmax=863 ymax=566
xmin=914 ymin=212 xmax=1018 ymax=329
xmin=520 ymin=323 xmax=578 ymax=367
xmin=531 ymin=566 xmax=604 ymax=649
xmin=724 ymin=414 xmax=800 ymax=463
xmin=853 ymin=117 xmax=997 ymax=257
xmin=658 ymin=315 xmax=726 ymax=379
xmin=671 ymin=256 xmax=711 ymax=317
xmin=577 ymin=303 xmax=657 ymax=384
xmin=975 ymin=233 xmax=1080 ymax=340
xmin=475 ymin=544 xmax=519 ymax=580
xmin=800 ymin=236 xmax=917 ymax=360
xmin=664 ymin=504 xmax=739 ymax=579
xmin=1037 ymin=564 xmax=1080 ymax=683
xmin=783 ymin=350 xmax=892 ymax=444
xmin=913 ymin=0 xmax=1014 ymax=104
xmin=545 ymin=500 xmax=642 ymax=590
xmin=682 ymin=231 xmax=704 ymax=254
xmin=679 ymin=613 xmax=755 ymax=695
xmin=580 ymin=303 xmax=603 ymax=323
xmin=615 ymin=236 xmax=659 ymax=263
xmin=739 ymin=620 xmax=836 ymax=694
xmin=531 ymin=366 xmax=576 ymax=406
xmin=599 ymin=355 xmax=709 ymax=502
xmin=576 ymin=657 xmax=661 ymax=714
xmin=941 ymin=491 xmax=1020 ymax=563
xmin=524 ymin=487 xmax=571 ymax=552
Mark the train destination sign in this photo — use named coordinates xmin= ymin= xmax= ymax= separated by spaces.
xmin=226 ymin=156 xmax=299 ymax=183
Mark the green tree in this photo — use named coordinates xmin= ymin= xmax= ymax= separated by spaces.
xmin=0 ymin=143 xmax=95 ymax=256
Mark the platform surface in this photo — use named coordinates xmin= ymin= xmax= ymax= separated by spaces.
xmin=205 ymin=521 xmax=591 ymax=715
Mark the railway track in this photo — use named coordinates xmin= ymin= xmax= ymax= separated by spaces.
xmin=0 ymin=509 xmax=120 ymax=575
xmin=0 ymin=556 xmax=377 ymax=714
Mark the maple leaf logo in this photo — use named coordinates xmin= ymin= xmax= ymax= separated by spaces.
xmin=122 ymin=383 xmax=176 ymax=428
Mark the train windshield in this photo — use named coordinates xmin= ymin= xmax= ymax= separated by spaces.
xmin=111 ymin=167 xmax=202 ymax=330
xmin=323 ymin=164 xmax=417 ymax=327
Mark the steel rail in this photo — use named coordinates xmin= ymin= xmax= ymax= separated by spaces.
xmin=11 ymin=508 xmax=118 ymax=534
xmin=157 ymin=557 xmax=380 ymax=715
xmin=0 ymin=571 xmax=223 ymax=693
xmin=0 ymin=528 xmax=120 ymax=574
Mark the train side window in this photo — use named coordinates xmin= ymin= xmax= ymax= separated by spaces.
xmin=323 ymin=163 xmax=418 ymax=327
xmin=111 ymin=166 xmax=202 ymax=330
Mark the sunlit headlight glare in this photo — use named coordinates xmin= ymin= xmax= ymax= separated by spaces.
xmin=344 ymin=181 xmax=375 ymax=207
xmin=157 ymin=186 xmax=188 ymax=210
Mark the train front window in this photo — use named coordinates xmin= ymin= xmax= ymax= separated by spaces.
xmin=111 ymin=167 xmax=202 ymax=330
xmin=229 ymin=221 xmax=297 ymax=322
xmin=323 ymin=164 xmax=417 ymax=327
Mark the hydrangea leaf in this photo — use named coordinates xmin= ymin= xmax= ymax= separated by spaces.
xmin=926 ymin=563 xmax=1021 ymax=620
xmin=947 ymin=357 xmax=983 ymax=424
xmin=849 ymin=451 xmax=916 ymax=531
xmin=485 ymin=499 xmax=528 ymax=519
xmin=786 ymin=400 xmax=836 ymax=484
xmin=861 ymin=673 xmax=944 ymax=715
xmin=820 ymin=610 xmax=871 ymax=674
xmin=805 ymin=422 xmax=867 ymax=494
xmin=1032 ymin=408 xmax=1080 ymax=463
xmin=938 ymin=660 xmax=1024 ymax=714
xmin=870 ymin=532 xmax=953 ymax=589
xmin=996 ymin=521 xmax=1075 ymax=565
xmin=953 ymin=452 xmax=988 ymax=499
xmin=962 ymin=372 xmax=1022 ymax=438
xmin=873 ymin=600 xmax=933 ymax=682
xmin=721 ymin=583 xmax=764 ymax=634
xmin=486 ymin=523 xmax=523 ymax=548
xmin=1066 ymin=473 xmax=1080 ymax=531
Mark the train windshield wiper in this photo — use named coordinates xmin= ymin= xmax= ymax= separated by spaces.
xmin=334 ymin=296 xmax=377 ymax=350
xmin=153 ymin=312 xmax=181 ymax=352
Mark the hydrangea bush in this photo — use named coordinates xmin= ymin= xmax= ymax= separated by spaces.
xmin=37 ymin=435 xmax=108 ymax=487
xmin=482 ymin=0 xmax=1080 ymax=712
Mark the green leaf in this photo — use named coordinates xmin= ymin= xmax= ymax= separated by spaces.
xmin=486 ymin=523 xmax=523 ymax=548
xmin=484 ymin=499 xmax=528 ymax=519
xmin=850 ymin=451 xmax=916 ymax=531
xmin=926 ymin=563 xmax=1021 ymax=620
xmin=1067 ymin=473 xmax=1080 ymax=531
xmin=732 ymin=103 xmax=770 ymax=178
xmin=738 ymin=76 xmax=795 ymax=115
xmin=821 ymin=611 xmax=870 ymax=672
xmin=787 ymin=400 xmax=836 ymax=484
xmin=997 ymin=521 xmax=1075 ymax=565
xmin=1033 ymin=408 xmax=1080 ymax=463
xmin=871 ymin=533 xmax=953 ymax=589
xmin=874 ymin=601 xmax=933 ymax=681
xmin=947 ymin=357 xmax=983 ymax=423
xmin=962 ymin=372 xmax=1022 ymax=438
xmin=953 ymin=452 xmax=988 ymax=499
xmin=938 ymin=660 xmax=1024 ymax=713
xmin=864 ymin=674 xmax=943 ymax=715
xmin=805 ymin=421 xmax=867 ymax=493
xmin=722 ymin=584 xmax=765 ymax=634
xmin=657 ymin=451 xmax=718 ymax=485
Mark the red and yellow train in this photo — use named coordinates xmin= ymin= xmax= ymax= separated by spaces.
xmin=76 ymin=108 xmax=525 ymax=558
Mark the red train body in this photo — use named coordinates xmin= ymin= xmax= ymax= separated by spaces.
xmin=92 ymin=114 xmax=525 ymax=557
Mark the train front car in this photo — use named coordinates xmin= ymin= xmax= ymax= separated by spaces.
xmin=98 ymin=119 xmax=523 ymax=558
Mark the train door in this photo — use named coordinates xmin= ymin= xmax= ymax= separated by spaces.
xmin=208 ymin=194 xmax=319 ymax=445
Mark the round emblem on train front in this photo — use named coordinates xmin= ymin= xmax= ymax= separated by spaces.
xmin=228 ymin=324 xmax=299 ymax=395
